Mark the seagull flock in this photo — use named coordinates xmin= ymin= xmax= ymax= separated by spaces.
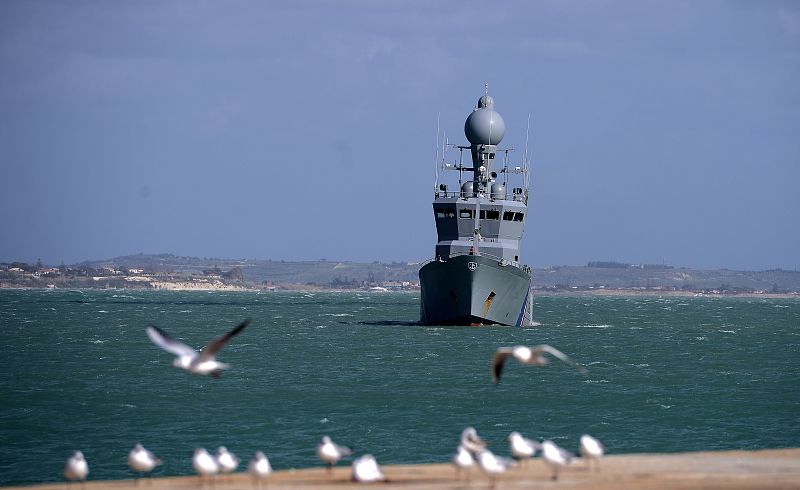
xmin=451 ymin=427 xmax=606 ymax=486
xmin=63 ymin=321 xmax=602 ymax=486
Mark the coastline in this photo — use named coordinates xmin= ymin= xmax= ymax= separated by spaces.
xmin=2 ymin=283 xmax=799 ymax=300
xmin=4 ymin=448 xmax=799 ymax=489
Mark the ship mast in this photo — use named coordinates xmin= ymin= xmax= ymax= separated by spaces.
xmin=463 ymin=85 xmax=506 ymax=253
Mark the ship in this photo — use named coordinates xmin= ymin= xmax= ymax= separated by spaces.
xmin=419 ymin=88 xmax=533 ymax=326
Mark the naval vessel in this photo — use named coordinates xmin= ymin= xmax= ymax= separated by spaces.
xmin=419 ymin=89 xmax=533 ymax=326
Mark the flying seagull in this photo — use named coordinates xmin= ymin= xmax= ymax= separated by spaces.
xmin=146 ymin=319 xmax=250 ymax=377
xmin=492 ymin=344 xmax=587 ymax=383
xmin=316 ymin=435 xmax=352 ymax=474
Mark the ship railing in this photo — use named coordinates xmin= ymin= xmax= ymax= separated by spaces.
xmin=419 ymin=252 xmax=531 ymax=273
xmin=434 ymin=190 xmax=528 ymax=203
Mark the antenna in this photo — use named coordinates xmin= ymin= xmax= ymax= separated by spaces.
xmin=434 ymin=112 xmax=440 ymax=192
xmin=524 ymin=113 xmax=531 ymax=193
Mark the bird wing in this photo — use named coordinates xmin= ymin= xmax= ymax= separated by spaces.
xmin=558 ymin=445 xmax=575 ymax=462
xmin=523 ymin=437 xmax=541 ymax=452
xmin=146 ymin=326 xmax=196 ymax=358
xmin=334 ymin=442 xmax=353 ymax=456
xmin=491 ymin=348 xmax=514 ymax=384
xmin=534 ymin=345 xmax=588 ymax=375
xmin=198 ymin=319 xmax=250 ymax=360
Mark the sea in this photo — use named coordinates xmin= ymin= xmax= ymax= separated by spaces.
xmin=0 ymin=289 xmax=798 ymax=486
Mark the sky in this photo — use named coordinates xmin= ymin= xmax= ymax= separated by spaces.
xmin=1 ymin=1 xmax=798 ymax=270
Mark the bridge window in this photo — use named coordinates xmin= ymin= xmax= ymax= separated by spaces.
xmin=514 ymin=212 xmax=524 ymax=222
xmin=480 ymin=210 xmax=500 ymax=220
xmin=435 ymin=208 xmax=456 ymax=219
xmin=503 ymin=211 xmax=515 ymax=221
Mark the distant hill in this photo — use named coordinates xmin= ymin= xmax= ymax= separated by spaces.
xmin=76 ymin=254 xmax=420 ymax=286
xmin=71 ymin=254 xmax=800 ymax=292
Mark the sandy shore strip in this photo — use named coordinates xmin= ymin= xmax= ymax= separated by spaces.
xmin=6 ymin=448 xmax=799 ymax=490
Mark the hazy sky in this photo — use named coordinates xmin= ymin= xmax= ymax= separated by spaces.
xmin=1 ymin=1 xmax=798 ymax=270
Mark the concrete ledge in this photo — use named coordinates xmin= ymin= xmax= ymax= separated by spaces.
xmin=5 ymin=448 xmax=799 ymax=489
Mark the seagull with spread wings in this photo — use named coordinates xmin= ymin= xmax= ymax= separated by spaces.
xmin=492 ymin=344 xmax=587 ymax=383
xmin=146 ymin=319 xmax=250 ymax=377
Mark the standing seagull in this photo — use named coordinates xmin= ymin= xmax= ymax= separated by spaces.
xmin=508 ymin=431 xmax=540 ymax=465
xmin=475 ymin=448 xmax=516 ymax=490
xmin=492 ymin=345 xmax=587 ymax=383
xmin=127 ymin=443 xmax=162 ymax=480
xmin=541 ymin=440 xmax=573 ymax=481
xmin=316 ymin=436 xmax=352 ymax=474
xmin=460 ymin=426 xmax=487 ymax=453
xmin=248 ymin=451 xmax=272 ymax=488
xmin=193 ymin=448 xmax=220 ymax=486
xmin=64 ymin=451 xmax=88 ymax=486
xmin=216 ymin=446 xmax=240 ymax=476
xmin=351 ymin=454 xmax=385 ymax=483
xmin=451 ymin=444 xmax=475 ymax=480
xmin=146 ymin=319 xmax=249 ymax=377
xmin=580 ymin=434 xmax=605 ymax=470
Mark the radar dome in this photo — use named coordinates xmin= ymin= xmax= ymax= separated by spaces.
xmin=464 ymin=108 xmax=505 ymax=145
xmin=478 ymin=95 xmax=495 ymax=109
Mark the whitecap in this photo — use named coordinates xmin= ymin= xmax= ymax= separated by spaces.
xmin=97 ymin=310 xmax=109 ymax=314
xmin=178 ymin=310 xmax=192 ymax=313
xmin=587 ymin=361 xmax=616 ymax=367
xmin=718 ymin=329 xmax=737 ymax=334
xmin=584 ymin=379 xmax=609 ymax=384
xmin=660 ymin=404 xmax=672 ymax=409
xmin=695 ymin=336 xmax=707 ymax=341
xmin=320 ymin=417 xmax=330 ymax=423
xmin=90 ymin=340 xmax=106 ymax=344
xmin=575 ymin=324 xmax=612 ymax=329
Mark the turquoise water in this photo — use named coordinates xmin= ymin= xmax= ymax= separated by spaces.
xmin=0 ymin=289 xmax=798 ymax=485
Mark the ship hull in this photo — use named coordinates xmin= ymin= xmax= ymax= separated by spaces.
xmin=419 ymin=255 xmax=531 ymax=326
